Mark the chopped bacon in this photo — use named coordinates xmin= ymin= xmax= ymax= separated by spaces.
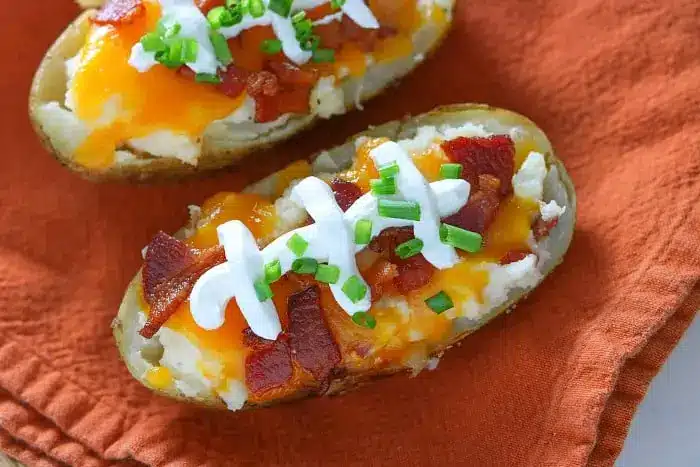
xmin=92 ymin=0 xmax=145 ymax=25
xmin=315 ymin=22 xmax=344 ymax=50
xmin=245 ymin=335 xmax=294 ymax=395
xmin=140 ymin=242 xmax=225 ymax=339
xmin=364 ymin=259 xmax=399 ymax=300
xmin=246 ymin=71 xmax=279 ymax=98
xmin=499 ymin=250 xmax=531 ymax=265
xmin=441 ymin=135 xmax=516 ymax=196
xmin=287 ymin=286 xmax=341 ymax=382
xmin=142 ymin=232 xmax=195 ymax=302
xmin=267 ymin=61 xmax=317 ymax=86
xmin=533 ymin=216 xmax=559 ymax=241
xmin=341 ymin=16 xmax=379 ymax=52
xmin=218 ymin=66 xmax=249 ymax=99
xmin=369 ymin=228 xmax=435 ymax=294
xmin=331 ymin=179 xmax=363 ymax=212
xmin=195 ymin=0 xmax=225 ymax=14
xmin=443 ymin=175 xmax=502 ymax=235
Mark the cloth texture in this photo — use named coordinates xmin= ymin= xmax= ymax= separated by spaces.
xmin=1 ymin=0 xmax=698 ymax=465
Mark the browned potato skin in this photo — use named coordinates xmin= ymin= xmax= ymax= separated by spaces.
xmin=112 ymin=105 xmax=577 ymax=410
xmin=28 ymin=4 xmax=454 ymax=182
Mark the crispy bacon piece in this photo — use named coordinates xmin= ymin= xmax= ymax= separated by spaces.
xmin=499 ymin=250 xmax=531 ymax=265
xmin=139 ymin=235 xmax=225 ymax=338
xmin=92 ymin=0 xmax=145 ymax=25
xmin=246 ymin=71 xmax=279 ymax=98
xmin=364 ymin=259 xmax=399 ymax=300
xmin=267 ymin=61 xmax=317 ymax=86
xmin=443 ymin=175 xmax=502 ymax=235
xmin=441 ymin=135 xmax=516 ymax=196
xmin=142 ymin=232 xmax=195 ymax=301
xmin=218 ymin=66 xmax=249 ymax=99
xmin=287 ymin=286 xmax=341 ymax=381
xmin=533 ymin=216 xmax=559 ymax=241
xmin=369 ymin=228 xmax=435 ymax=294
xmin=331 ymin=179 xmax=363 ymax=212
xmin=315 ymin=21 xmax=344 ymax=50
xmin=245 ymin=335 xmax=294 ymax=395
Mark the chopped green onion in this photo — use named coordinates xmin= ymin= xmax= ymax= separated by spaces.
xmin=378 ymin=161 xmax=400 ymax=179
xmin=294 ymin=21 xmax=313 ymax=41
xmin=264 ymin=259 xmax=282 ymax=284
xmin=207 ymin=6 xmax=232 ymax=29
xmin=439 ymin=223 xmax=483 ymax=253
xmin=209 ymin=31 xmax=233 ymax=65
xmin=300 ymin=34 xmax=320 ymax=51
xmin=155 ymin=49 xmax=180 ymax=69
xmin=395 ymin=238 xmax=424 ymax=260
xmin=291 ymin=258 xmax=319 ymax=275
xmin=249 ymin=0 xmax=265 ymax=17
xmin=315 ymin=264 xmax=341 ymax=284
xmin=425 ymin=291 xmax=454 ymax=314
xmin=140 ymin=33 xmax=166 ymax=53
xmin=195 ymin=73 xmax=222 ymax=84
xmin=268 ymin=0 xmax=292 ymax=17
xmin=354 ymin=219 xmax=373 ymax=245
xmin=377 ymin=199 xmax=421 ymax=221
xmin=352 ymin=311 xmax=376 ymax=329
xmin=370 ymin=177 xmax=396 ymax=196
xmin=260 ymin=39 xmax=283 ymax=54
xmin=440 ymin=163 xmax=463 ymax=180
xmin=165 ymin=23 xmax=181 ymax=38
xmin=330 ymin=0 xmax=346 ymax=9
xmin=287 ymin=233 xmax=309 ymax=257
xmin=291 ymin=11 xmax=307 ymax=23
xmin=312 ymin=48 xmax=336 ymax=63
xmin=181 ymin=38 xmax=199 ymax=63
xmin=254 ymin=279 xmax=274 ymax=302
xmin=342 ymin=275 xmax=367 ymax=303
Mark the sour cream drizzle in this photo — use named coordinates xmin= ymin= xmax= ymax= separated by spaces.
xmin=190 ymin=142 xmax=471 ymax=339
xmin=129 ymin=0 xmax=379 ymax=74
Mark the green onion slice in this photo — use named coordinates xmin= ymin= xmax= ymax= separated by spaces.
xmin=351 ymin=311 xmax=376 ymax=329
xmin=207 ymin=6 xmax=232 ymax=29
xmin=370 ymin=177 xmax=396 ymax=196
xmin=291 ymin=258 xmax=319 ymax=275
xmin=264 ymin=259 xmax=282 ymax=284
xmin=286 ymin=233 xmax=309 ymax=257
xmin=140 ymin=33 xmax=166 ymax=53
xmin=195 ymin=73 xmax=222 ymax=84
xmin=181 ymin=38 xmax=199 ymax=64
xmin=440 ymin=163 xmax=463 ymax=180
xmin=249 ymin=0 xmax=265 ymax=17
xmin=378 ymin=161 xmax=400 ymax=179
xmin=254 ymin=279 xmax=274 ymax=302
xmin=354 ymin=219 xmax=373 ymax=245
xmin=395 ymin=238 xmax=424 ymax=259
xmin=300 ymin=34 xmax=321 ymax=51
xmin=439 ymin=223 xmax=483 ymax=253
xmin=425 ymin=291 xmax=454 ymax=314
xmin=261 ymin=39 xmax=283 ymax=54
xmin=378 ymin=199 xmax=421 ymax=221
xmin=330 ymin=0 xmax=347 ymax=9
xmin=342 ymin=275 xmax=367 ymax=303
xmin=210 ymin=31 xmax=233 ymax=65
xmin=315 ymin=264 xmax=341 ymax=284
xmin=268 ymin=0 xmax=292 ymax=17
xmin=291 ymin=11 xmax=307 ymax=23
xmin=312 ymin=48 xmax=336 ymax=63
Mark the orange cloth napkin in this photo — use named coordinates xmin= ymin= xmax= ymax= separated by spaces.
xmin=1 ymin=0 xmax=698 ymax=465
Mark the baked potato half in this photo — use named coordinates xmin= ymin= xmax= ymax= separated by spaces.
xmin=29 ymin=0 xmax=455 ymax=181
xmin=113 ymin=104 xmax=576 ymax=410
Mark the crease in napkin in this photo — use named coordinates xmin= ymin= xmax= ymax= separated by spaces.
xmin=0 ymin=0 xmax=698 ymax=465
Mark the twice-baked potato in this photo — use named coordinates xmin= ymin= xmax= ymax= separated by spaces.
xmin=113 ymin=104 xmax=576 ymax=410
xmin=29 ymin=0 xmax=454 ymax=181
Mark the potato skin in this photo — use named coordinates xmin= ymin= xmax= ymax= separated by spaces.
xmin=113 ymin=104 xmax=577 ymax=410
xmin=29 ymin=4 xmax=454 ymax=182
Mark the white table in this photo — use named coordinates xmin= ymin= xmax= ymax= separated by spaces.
xmin=616 ymin=313 xmax=700 ymax=466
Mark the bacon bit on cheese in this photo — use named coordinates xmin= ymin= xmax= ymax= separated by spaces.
xmin=92 ymin=0 xmax=145 ymax=26
xmin=499 ymin=249 xmax=531 ymax=265
xmin=244 ymin=333 xmax=294 ymax=395
xmin=444 ymin=175 xmax=503 ymax=235
xmin=331 ymin=178 xmax=364 ymax=212
xmin=532 ymin=216 xmax=559 ymax=241
xmin=287 ymin=286 xmax=341 ymax=382
xmin=441 ymin=135 xmax=516 ymax=196
xmin=369 ymin=227 xmax=436 ymax=294
xmin=140 ymin=233 xmax=225 ymax=338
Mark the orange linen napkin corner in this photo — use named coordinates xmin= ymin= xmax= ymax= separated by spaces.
xmin=0 ymin=0 xmax=699 ymax=466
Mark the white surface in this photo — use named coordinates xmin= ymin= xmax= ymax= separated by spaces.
xmin=616 ymin=313 xmax=700 ymax=467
